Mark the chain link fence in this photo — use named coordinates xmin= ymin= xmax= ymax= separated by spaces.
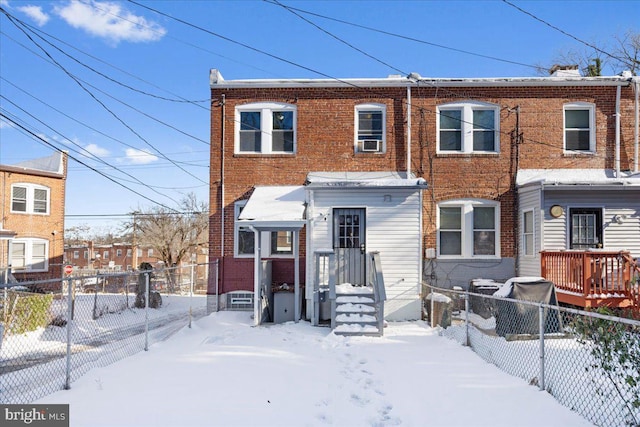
xmin=423 ymin=282 xmax=640 ymax=427
xmin=0 ymin=263 xmax=213 ymax=404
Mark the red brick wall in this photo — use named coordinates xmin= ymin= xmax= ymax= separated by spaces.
xmin=1 ymin=154 xmax=67 ymax=281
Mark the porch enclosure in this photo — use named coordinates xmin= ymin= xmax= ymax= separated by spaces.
xmin=541 ymin=250 xmax=640 ymax=311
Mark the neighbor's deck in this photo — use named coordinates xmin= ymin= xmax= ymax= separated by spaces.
xmin=541 ymin=250 xmax=640 ymax=313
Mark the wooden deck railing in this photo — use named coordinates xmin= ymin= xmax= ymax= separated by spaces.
xmin=540 ymin=250 xmax=639 ymax=311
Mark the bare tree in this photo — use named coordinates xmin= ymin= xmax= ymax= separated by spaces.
xmin=612 ymin=29 xmax=640 ymax=75
xmin=541 ymin=29 xmax=639 ymax=76
xmin=128 ymin=193 xmax=208 ymax=292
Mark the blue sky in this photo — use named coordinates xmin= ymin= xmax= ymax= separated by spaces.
xmin=1 ymin=0 xmax=638 ymax=234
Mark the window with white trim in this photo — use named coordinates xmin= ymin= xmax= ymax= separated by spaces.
xmin=73 ymin=251 xmax=79 ymax=259
xmin=116 ymin=249 xmax=123 ymax=257
xmin=437 ymin=102 xmax=500 ymax=153
xmin=438 ymin=200 xmax=500 ymax=258
xmin=103 ymin=251 xmax=109 ymax=259
xmin=271 ymin=231 xmax=293 ymax=255
xmin=235 ymin=102 xmax=296 ymax=154
xmin=127 ymin=249 xmax=132 ymax=257
xmin=355 ymin=104 xmax=386 ymax=153
xmin=522 ymin=210 xmax=535 ymax=256
xmin=11 ymin=184 xmax=50 ymax=214
xmin=148 ymin=249 xmax=154 ymax=257
xmin=564 ymin=102 xmax=595 ymax=152
xmin=235 ymin=201 xmax=255 ymax=257
xmin=11 ymin=238 xmax=48 ymax=272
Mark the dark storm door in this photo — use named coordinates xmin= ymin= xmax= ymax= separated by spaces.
xmin=333 ymin=208 xmax=366 ymax=286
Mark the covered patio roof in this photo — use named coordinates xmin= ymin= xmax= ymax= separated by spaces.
xmin=305 ymin=171 xmax=427 ymax=189
xmin=237 ymin=185 xmax=306 ymax=230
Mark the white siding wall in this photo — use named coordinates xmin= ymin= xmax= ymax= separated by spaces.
xmin=308 ymin=189 xmax=422 ymax=321
xmin=518 ymin=185 xmax=542 ymax=277
xmin=543 ymin=189 xmax=640 ymax=257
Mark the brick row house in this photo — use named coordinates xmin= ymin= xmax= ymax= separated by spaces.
xmin=0 ymin=152 xmax=67 ymax=284
xmin=63 ymin=241 xmax=161 ymax=272
xmin=208 ymin=69 xmax=640 ymax=325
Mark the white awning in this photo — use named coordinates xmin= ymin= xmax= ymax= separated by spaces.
xmin=238 ymin=186 xmax=306 ymax=230
xmin=517 ymin=169 xmax=640 ymax=189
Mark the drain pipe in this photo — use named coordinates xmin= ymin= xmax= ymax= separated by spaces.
xmin=615 ymin=84 xmax=621 ymax=176
xmin=219 ymin=94 xmax=226 ymax=310
xmin=407 ymin=84 xmax=412 ymax=177
xmin=635 ymin=77 xmax=639 ymax=173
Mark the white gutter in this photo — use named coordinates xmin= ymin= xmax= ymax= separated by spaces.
xmin=407 ymin=85 xmax=412 ymax=177
xmin=616 ymin=85 xmax=621 ymax=176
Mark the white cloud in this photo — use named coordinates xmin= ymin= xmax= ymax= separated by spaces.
xmin=53 ymin=0 xmax=166 ymax=45
xmin=125 ymin=148 xmax=158 ymax=164
xmin=17 ymin=5 xmax=50 ymax=26
xmin=84 ymin=143 xmax=110 ymax=157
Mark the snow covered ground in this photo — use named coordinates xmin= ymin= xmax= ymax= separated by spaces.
xmin=37 ymin=311 xmax=594 ymax=427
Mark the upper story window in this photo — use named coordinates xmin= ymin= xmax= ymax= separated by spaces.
xmin=11 ymin=184 xmax=50 ymax=215
xmin=437 ymin=101 xmax=500 ymax=154
xmin=73 ymin=251 xmax=79 ymax=259
xmin=355 ymin=104 xmax=386 ymax=153
xmin=564 ymin=102 xmax=595 ymax=153
xmin=103 ymin=251 xmax=109 ymax=259
xmin=116 ymin=249 xmax=123 ymax=257
xmin=438 ymin=199 xmax=500 ymax=258
xmin=235 ymin=102 xmax=296 ymax=154
xmin=148 ymin=248 xmax=154 ymax=257
xmin=127 ymin=249 xmax=132 ymax=257
xmin=11 ymin=238 xmax=48 ymax=272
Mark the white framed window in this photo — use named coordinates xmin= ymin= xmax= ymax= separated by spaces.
xmin=10 ymin=183 xmax=50 ymax=214
xmin=234 ymin=201 xmax=255 ymax=257
xmin=83 ymin=250 xmax=88 ymax=259
xmin=522 ymin=209 xmax=535 ymax=256
xmin=437 ymin=200 xmax=500 ymax=258
xmin=73 ymin=251 xmax=79 ymax=259
xmin=270 ymin=231 xmax=293 ymax=255
xmin=235 ymin=102 xmax=296 ymax=154
xmin=127 ymin=249 xmax=132 ymax=257
xmin=116 ymin=249 xmax=123 ymax=257
xmin=148 ymin=248 xmax=154 ymax=257
xmin=137 ymin=248 xmax=143 ymax=257
xmin=564 ymin=102 xmax=595 ymax=152
xmin=11 ymin=238 xmax=49 ymax=272
xmin=103 ymin=251 xmax=109 ymax=259
xmin=355 ymin=104 xmax=386 ymax=153
xmin=437 ymin=101 xmax=500 ymax=153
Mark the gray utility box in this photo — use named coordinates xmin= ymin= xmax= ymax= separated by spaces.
xmin=273 ymin=292 xmax=295 ymax=324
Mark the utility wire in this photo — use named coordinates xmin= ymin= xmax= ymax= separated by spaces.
xmin=1 ymin=8 xmax=208 ymax=185
xmin=263 ymin=0 xmax=546 ymax=73
xmin=1 ymin=98 xmax=184 ymax=205
xmin=1 ymin=112 xmax=181 ymax=212
xmin=501 ymin=0 xmax=624 ymax=63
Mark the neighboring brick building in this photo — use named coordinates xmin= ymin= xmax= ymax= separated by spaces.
xmin=0 ymin=152 xmax=67 ymax=283
xmin=208 ymin=69 xmax=639 ymax=317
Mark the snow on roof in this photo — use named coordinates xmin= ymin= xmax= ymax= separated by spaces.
xmin=8 ymin=152 xmax=64 ymax=175
xmin=516 ymin=169 xmax=640 ymax=187
xmin=238 ymin=186 xmax=306 ymax=225
xmin=306 ymin=171 xmax=427 ymax=188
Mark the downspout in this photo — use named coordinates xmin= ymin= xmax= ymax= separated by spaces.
xmin=219 ymin=94 xmax=226 ymax=309
xmin=635 ymin=78 xmax=639 ymax=173
xmin=407 ymin=85 xmax=412 ymax=177
xmin=615 ymin=85 xmax=621 ymax=176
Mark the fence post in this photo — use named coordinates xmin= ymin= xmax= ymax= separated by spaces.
xmin=144 ymin=272 xmax=149 ymax=351
xmin=64 ymin=277 xmax=73 ymax=390
xmin=464 ymin=289 xmax=470 ymax=347
xmin=538 ymin=304 xmax=545 ymax=391
xmin=189 ymin=264 xmax=194 ymax=328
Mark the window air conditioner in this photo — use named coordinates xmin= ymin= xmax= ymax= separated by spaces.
xmin=362 ymin=139 xmax=381 ymax=152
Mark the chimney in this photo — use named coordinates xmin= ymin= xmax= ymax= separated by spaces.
xmin=549 ymin=64 xmax=581 ymax=77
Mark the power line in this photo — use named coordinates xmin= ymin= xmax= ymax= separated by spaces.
xmin=1 ymin=112 xmax=182 ymax=212
xmin=1 ymin=9 xmax=209 ymax=185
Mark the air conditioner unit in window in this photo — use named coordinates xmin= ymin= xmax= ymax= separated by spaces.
xmin=362 ymin=139 xmax=381 ymax=152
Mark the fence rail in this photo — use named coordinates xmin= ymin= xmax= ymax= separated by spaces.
xmin=424 ymin=283 xmax=640 ymax=427
xmin=0 ymin=263 xmax=214 ymax=404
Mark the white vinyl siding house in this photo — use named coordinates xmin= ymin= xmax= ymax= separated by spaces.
xmin=306 ymin=179 xmax=425 ymax=321
xmin=516 ymin=169 xmax=640 ymax=277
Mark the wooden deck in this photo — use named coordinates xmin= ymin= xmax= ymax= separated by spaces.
xmin=541 ymin=250 xmax=640 ymax=313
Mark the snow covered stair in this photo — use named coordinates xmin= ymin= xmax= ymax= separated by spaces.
xmin=333 ymin=284 xmax=383 ymax=337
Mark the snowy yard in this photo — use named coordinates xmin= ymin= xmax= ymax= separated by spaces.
xmin=36 ymin=312 xmax=593 ymax=427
